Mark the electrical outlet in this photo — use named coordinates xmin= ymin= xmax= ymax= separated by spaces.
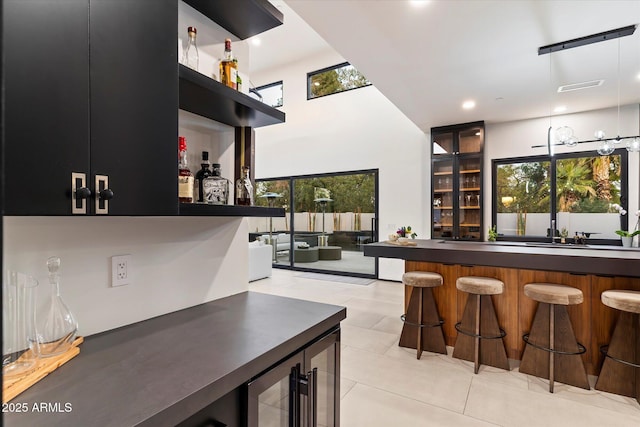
xmin=111 ymin=255 xmax=132 ymax=287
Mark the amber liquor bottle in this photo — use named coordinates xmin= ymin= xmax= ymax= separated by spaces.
xmin=178 ymin=136 xmax=194 ymax=203
xmin=194 ymin=151 xmax=212 ymax=203
xmin=219 ymin=38 xmax=238 ymax=90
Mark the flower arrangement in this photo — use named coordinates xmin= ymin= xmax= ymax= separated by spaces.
xmin=611 ymin=203 xmax=640 ymax=237
xmin=397 ymin=226 xmax=417 ymax=239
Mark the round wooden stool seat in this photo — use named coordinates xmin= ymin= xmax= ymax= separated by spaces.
xmin=402 ymin=271 xmax=443 ymax=288
xmin=456 ymin=276 xmax=504 ymax=295
xmin=601 ymin=290 xmax=640 ymax=314
xmin=524 ymin=283 xmax=583 ymax=306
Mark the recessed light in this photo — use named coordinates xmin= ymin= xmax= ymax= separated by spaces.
xmin=251 ymin=38 xmax=261 ymax=47
xmin=462 ymin=100 xmax=476 ymax=110
xmin=409 ymin=0 xmax=429 ymax=7
xmin=554 ymin=105 xmax=567 ymax=113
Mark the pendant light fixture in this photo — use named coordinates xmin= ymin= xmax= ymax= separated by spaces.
xmin=533 ymin=25 xmax=640 ymax=155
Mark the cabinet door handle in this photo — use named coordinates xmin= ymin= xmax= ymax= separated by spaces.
xmin=290 ymin=364 xmax=301 ymax=427
xmin=95 ymin=174 xmax=111 ymax=214
xmin=71 ymin=172 xmax=90 ymax=214
xmin=305 ymin=368 xmax=318 ymax=427
xmin=76 ymin=187 xmax=92 ymax=199
xmin=100 ymin=188 xmax=114 ymax=200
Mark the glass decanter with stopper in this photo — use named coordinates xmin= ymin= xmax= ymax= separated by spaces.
xmin=37 ymin=256 xmax=78 ymax=357
xmin=181 ymin=26 xmax=199 ymax=71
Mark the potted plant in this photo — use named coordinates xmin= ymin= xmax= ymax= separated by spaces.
xmin=560 ymin=227 xmax=569 ymax=244
xmin=611 ymin=204 xmax=639 ymax=247
xmin=487 ymin=225 xmax=498 ymax=242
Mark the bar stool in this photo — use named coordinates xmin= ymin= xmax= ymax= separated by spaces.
xmin=453 ymin=276 xmax=509 ymax=373
xmin=595 ymin=290 xmax=640 ymax=404
xmin=519 ymin=283 xmax=589 ymax=392
xmin=399 ymin=271 xmax=447 ymax=359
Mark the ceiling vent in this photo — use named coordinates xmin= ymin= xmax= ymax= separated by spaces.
xmin=557 ymin=80 xmax=604 ymax=93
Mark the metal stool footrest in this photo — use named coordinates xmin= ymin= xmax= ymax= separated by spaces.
xmin=522 ymin=333 xmax=587 ymax=355
xmin=599 ymin=345 xmax=640 ymax=369
xmin=400 ymin=314 xmax=444 ymax=329
xmin=455 ymin=322 xmax=506 ymax=340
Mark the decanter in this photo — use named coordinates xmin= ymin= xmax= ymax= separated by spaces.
xmin=37 ymin=256 xmax=78 ymax=357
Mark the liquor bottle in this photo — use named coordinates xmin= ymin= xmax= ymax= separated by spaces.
xmin=219 ymin=38 xmax=238 ymax=89
xmin=194 ymin=151 xmax=212 ymax=203
xmin=178 ymin=136 xmax=194 ymax=203
xmin=235 ymin=165 xmax=254 ymax=206
xmin=203 ymin=163 xmax=231 ymax=205
xmin=182 ymin=26 xmax=199 ymax=71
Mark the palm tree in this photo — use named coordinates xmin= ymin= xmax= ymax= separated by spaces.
xmin=556 ymin=158 xmax=596 ymax=212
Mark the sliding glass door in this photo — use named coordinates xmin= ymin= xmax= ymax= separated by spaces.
xmin=254 ymin=170 xmax=378 ymax=278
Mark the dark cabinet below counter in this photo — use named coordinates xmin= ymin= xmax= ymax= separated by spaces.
xmin=2 ymin=292 xmax=346 ymax=427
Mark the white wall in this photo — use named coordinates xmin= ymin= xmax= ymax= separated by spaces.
xmin=3 ymin=217 xmax=249 ymax=336
xmin=252 ymin=50 xmax=429 ymax=281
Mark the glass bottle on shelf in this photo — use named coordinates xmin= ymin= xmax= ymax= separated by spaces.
xmin=219 ymin=38 xmax=238 ymax=89
xmin=235 ymin=165 xmax=254 ymax=206
xmin=181 ymin=26 xmax=199 ymax=71
xmin=178 ymin=136 xmax=194 ymax=203
xmin=203 ymin=163 xmax=231 ymax=205
xmin=194 ymin=151 xmax=212 ymax=203
xmin=37 ymin=256 xmax=78 ymax=357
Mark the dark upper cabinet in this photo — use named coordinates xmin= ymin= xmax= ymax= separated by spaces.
xmin=2 ymin=0 xmax=178 ymax=216
xmin=90 ymin=0 xmax=177 ymax=215
xmin=3 ymin=0 xmax=90 ymax=215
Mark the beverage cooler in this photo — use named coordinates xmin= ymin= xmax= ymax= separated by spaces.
xmin=247 ymin=328 xmax=340 ymax=427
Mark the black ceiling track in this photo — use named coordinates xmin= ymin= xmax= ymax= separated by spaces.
xmin=538 ymin=24 xmax=637 ymax=55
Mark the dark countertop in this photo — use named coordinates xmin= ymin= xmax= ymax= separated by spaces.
xmin=3 ymin=292 xmax=346 ymax=427
xmin=364 ymin=239 xmax=640 ymax=278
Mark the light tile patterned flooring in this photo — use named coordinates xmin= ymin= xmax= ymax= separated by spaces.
xmin=249 ymin=269 xmax=640 ymax=427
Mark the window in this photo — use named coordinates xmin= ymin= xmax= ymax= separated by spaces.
xmin=492 ymin=149 xmax=628 ymax=243
xmin=307 ymin=62 xmax=371 ymax=100
xmin=251 ymin=81 xmax=283 ymax=108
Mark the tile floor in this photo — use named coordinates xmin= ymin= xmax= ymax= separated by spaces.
xmin=249 ymin=269 xmax=640 ymax=427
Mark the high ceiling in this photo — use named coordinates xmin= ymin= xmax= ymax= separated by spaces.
xmin=252 ymin=0 xmax=640 ymax=133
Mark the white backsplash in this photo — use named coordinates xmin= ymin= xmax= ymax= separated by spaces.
xmin=3 ymin=216 xmax=249 ymax=337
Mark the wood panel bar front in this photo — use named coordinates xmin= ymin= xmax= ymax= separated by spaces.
xmin=366 ymin=240 xmax=640 ymax=375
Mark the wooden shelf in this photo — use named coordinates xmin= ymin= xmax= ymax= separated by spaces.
xmin=460 ymin=206 xmax=480 ymax=210
xmin=179 ymin=203 xmax=285 ymax=217
xmin=182 ymin=0 xmax=283 ymax=40
xmin=433 ymin=171 xmax=453 ymax=175
xmin=460 ymin=187 xmax=480 ymax=191
xmin=434 ymin=207 xmax=453 ymax=210
xmin=460 ymin=169 xmax=481 ymax=174
xmin=179 ymin=64 xmax=285 ymax=128
xmin=434 ymin=189 xmax=453 ymax=193
xmin=460 ymin=223 xmax=481 ymax=227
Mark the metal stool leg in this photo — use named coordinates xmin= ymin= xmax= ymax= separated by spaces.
xmin=549 ymin=303 xmax=555 ymax=393
xmin=474 ymin=294 xmax=481 ymax=374
xmin=416 ymin=288 xmax=423 ymax=360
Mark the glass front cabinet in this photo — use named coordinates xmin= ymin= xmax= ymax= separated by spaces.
xmin=431 ymin=121 xmax=484 ymax=240
xmin=247 ymin=328 xmax=340 ymax=427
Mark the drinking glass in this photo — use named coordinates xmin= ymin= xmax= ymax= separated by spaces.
xmin=3 ymin=271 xmax=39 ymax=378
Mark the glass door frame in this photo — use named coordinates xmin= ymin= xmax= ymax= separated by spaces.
xmin=256 ymin=169 xmax=379 ymax=280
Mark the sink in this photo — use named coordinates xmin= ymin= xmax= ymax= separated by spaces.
xmin=524 ymin=242 xmax=592 ymax=249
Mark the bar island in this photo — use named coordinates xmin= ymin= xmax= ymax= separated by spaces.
xmin=364 ymin=239 xmax=640 ymax=374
